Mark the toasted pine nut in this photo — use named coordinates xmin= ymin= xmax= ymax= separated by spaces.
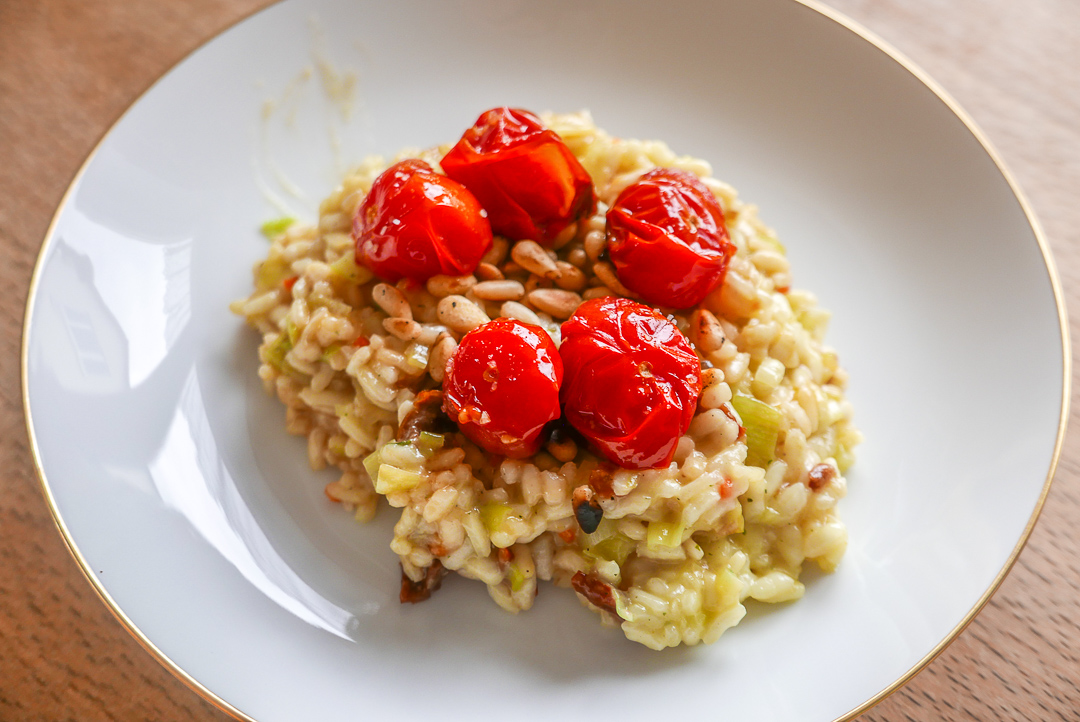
xmin=500 ymin=301 xmax=543 ymax=326
xmin=583 ymin=229 xmax=606 ymax=261
xmin=481 ymin=236 xmax=509 ymax=266
xmin=567 ymin=247 xmax=588 ymax=268
xmin=383 ymin=317 xmax=422 ymax=342
xmin=527 ymin=289 xmax=583 ymax=319
xmin=698 ymin=368 xmax=731 ymax=409
xmin=591 ymin=262 xmax=636 ymax=298
xmin=372 ymin=283 xmax=412 ymax=320
xmin=553 ymin=261 xmax=587 ymax=292
xmin=472 ymin=279 xmax=526 ymax=301
xmin=582 ymin=287 xmax=614 ymax=301
xmin=523 ymin=274 xmax=553 ymax=294
xmin=511 ymin=240 xmax=559 ymax=279
xmin=426 ymin=274 xmax=476 ymax=297
xmin=475 ymin=262 xmax=504 ymax=281
xmin=428 ymin=334 xmax=457 ymax=383
xmin=551 ymin=222 xmax=578 ymax=249
xmin=437 ymin=295 xmax=490 ymax=334
xmin=690 ymin=308 xmax=726 ymax=353
xmin=546 ymin=435 xmax=578 ymax=463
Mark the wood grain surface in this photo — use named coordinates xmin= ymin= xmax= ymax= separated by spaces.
xmin=2 ymin=1 xmax=1077 ymax=720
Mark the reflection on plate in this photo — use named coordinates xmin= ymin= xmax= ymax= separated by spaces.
xmin=22 ymin=1 xmax=1067 ymax=721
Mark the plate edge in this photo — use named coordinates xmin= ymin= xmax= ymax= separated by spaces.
xmin=17 ymin=2 xmax=1071 ymax=722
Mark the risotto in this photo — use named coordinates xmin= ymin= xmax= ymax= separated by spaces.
xmin=231 ymin=110 xmax=861 ymax=650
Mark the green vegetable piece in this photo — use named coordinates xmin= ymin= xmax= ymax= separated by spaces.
xmin=584 ymin=534 xmax=635 ymax=566
xmin=375 ymin=465 xmax=424 ymax=494
xmin=328 ymin=252 xmax=374 ymax=285
xmin=362 ymin=449 xmax=382 ymax=481
xmin=480 ymin=502 xmax=514 ymax=534
xmin=646 ymin=520 xmax=684 ymax=549
xmin=731 ymin=394 xmax=783 ymax=468
xmin=321 ymin=344 xmax=342 ymax=362
xmin=613 ymin=590 xmax=635 ymax=622
xmin=507 ymin=563 xmax=528 ymax=592
xmin=416 ymin=432 xmax=445 ymax=457
xmin=404 ymin=342 xmax=429 ymax=371
xmin=260 ymin=217 xmax=296 ymax=239
xmin=263 ymin=332 xmax=293 ymax=371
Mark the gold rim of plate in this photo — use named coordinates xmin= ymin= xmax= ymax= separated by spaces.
xmin=19 ymin=1 xmax=1072 ymax=720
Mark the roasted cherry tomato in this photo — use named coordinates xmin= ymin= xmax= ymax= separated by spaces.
xmin=441 ymin=107 xmax=596 ymax=245
xmin=353 ymin=159 xmax=492 ymax=282
xmin=442 ymin=318 xmax=563 ymax=458
xmin=606 ymin=168 xmax=736 ymax=309
xmin=560 ymin=297 xmax=701 ymax=469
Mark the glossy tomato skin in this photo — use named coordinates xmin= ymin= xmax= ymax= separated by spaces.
xmin=560 ymin=297 xmax=701 ymax=469
xmin=443 ymin=318 xmax=563 ymax=458
xmin=441 ymin=107 xmax=596 ymax=245
xmin=606 ymin=168 xmax=736 ymax=309
xmin=353 ymin=159 xmax=492 ymax=282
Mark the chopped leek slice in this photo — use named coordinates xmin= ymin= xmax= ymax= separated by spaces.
xmin=361 ymin=449 xmax=381 ymax=481
xmin=646 ymin=520 xmax=684 ymax=549
xmin=263 ymin=332 xmax=293 ymax=371
xmin=613 ymin=591 xmax=635 ymax=622
xmin=416 ymin=432 xmax=444 ymax=457
xmin=375 ymin=464 xmax=424 ymax=494
xmin=286 ymin=319 xmax=301 ymax=345
xmin=328 ymin=252 xmax=374 ymax=285
xmin=404 ymin=343 xmax=429 ymax=371
xmin=480 ymin=502 xmax=514 ymax=534
xmin=507 ymin=563 xmax=527 ymax=592
xmin=321 ymin=344 xmax=342 ymax=362
xmin=731 ymin=394 xmax=782 ymax=468
xmin=584 ymin=534 xmax=635 ymax=566
xmin=260 ymin=217 xmax=296 ymax=239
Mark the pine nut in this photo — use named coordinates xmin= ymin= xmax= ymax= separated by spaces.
xmin=426 ymin=274 xmax=476 ymax=297
xmin=472 ymin=279 xmax=526 ymax=301
xmin=690 ymin=309 xmax=726 ymax=353
xmin=500 ymin=301 xmax=543 ymax=326
xmin=553 ymin=261 xmax=587 ymax=291
xmin=582 ymin=287 xmax=614 ymax=301
xmin=437 ymin=295 xmax=490 ymax=334
xmin=552 ymin=222 xmax=578 ymax=249
xmin=475 ymin=262 xmax=504 ymax=281
xmin=428 ymin=334 xmax=457 ymax=383
xmin=511 ymin=239 xmax=560 ymax=279
xmin=481 ymin=236 xmax=509 ymax=266
xmin=527 ymin=289 xmax=583 ymax=319
xmin=583 ymin=229 xmax=607 ymax=261
xmin=591 ymin=262 xmax=636 ymax=298
xmin=383 ymin=317 xmax=422 ymax=342
xmin=372 ymin=283 xmax=412 ymax=320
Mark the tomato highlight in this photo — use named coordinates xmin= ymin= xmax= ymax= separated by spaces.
xmin=442 ymin=318 xmax=563 ymax=458
xmin=441 ymin=107 xmax=596 ymax=245
xmin=559 ymin=297 xmax=702 ymax=469
xmin=606 ymin=167 xmax=735 ymax=309
xmin=353 ymin=159 xmax=492 ymax=282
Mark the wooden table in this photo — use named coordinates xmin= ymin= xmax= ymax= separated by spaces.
xmin=3 ymin=1 xmax=1077 ymax=719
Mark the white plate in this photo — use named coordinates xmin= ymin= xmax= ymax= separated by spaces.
xmin=23 ymin=1 xmax=1068 ymax=720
